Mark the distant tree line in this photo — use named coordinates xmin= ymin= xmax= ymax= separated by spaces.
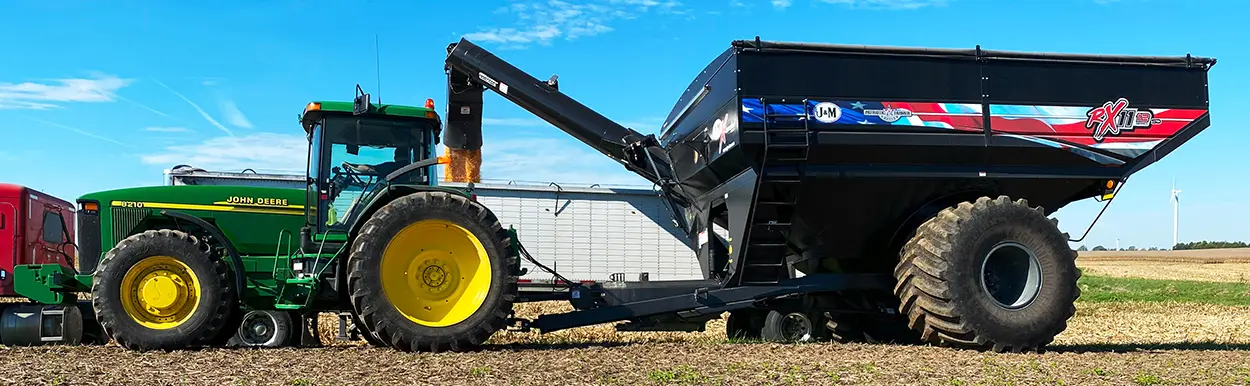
xmin=1172 ymin=241 xmax=1249 ymax=250
xmin=1074 ymin=240 xmax=1249 ymax=252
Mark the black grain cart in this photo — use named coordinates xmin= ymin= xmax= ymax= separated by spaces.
xmin=433 ymin=37 xmax=1215 ymax=353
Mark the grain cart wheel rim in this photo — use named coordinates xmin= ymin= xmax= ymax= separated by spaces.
xmin=91 ymin=229 xmax=235 ymax=351
xmin=347 ymin=191 xmax=518 ymax=352
xmin=380 ymin=219 xmax=492 ymax=327
xmin=980 ymin=241 xmax=1043 ymax=309
xmin=119 ymin=255 xmax=202 ymax=329
xmin=762 ymin=310 xmax=816 ymax=342
xmin=893 ymin=196 xmax=1080 ymax=353
xmin=236 ymin=310 xmax=293 ymax=347
xmin=779 ymin=312 xmax=814 ymax=341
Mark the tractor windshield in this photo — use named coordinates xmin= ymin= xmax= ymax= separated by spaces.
xmin=309 ymin=115 xmax=436 ymax=230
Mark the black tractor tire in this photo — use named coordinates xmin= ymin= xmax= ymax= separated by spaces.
xmin=350 ymin=310 xmax=388 ymax=347
xmin=347 ymin=191 xmax=518 ymax=352
xmin=90 ymin=229 xmax=236 ymax=351
xmin=893 ymin=196 xmax=1080 ymax=353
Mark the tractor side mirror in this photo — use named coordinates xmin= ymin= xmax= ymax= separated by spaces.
xmin=353 ymin=84 xmax=370 ymax=115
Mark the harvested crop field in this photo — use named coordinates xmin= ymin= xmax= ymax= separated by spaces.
xmin=1078 ymin=247 xmax=1250 ymax=283
xmin=7 ymin=249 xmax=1250 ymax=385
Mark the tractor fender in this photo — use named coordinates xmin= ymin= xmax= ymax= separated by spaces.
xmin=345 ymin=185 xmax=473 ymax=239
xmin=158 ymin=210 xmax=246 ymax=303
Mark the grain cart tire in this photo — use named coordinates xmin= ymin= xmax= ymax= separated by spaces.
xmin=893 ymin=196 xmax=1079 ymax=353
xmin=347 ymin=191 xmax=518 ymax=352
xmin=227 ymin=310 xmax=293 ymax=348
xmin=760 ymin=310 xmax=826 ymax=343
xmin=91 ymin=229 xmax=235 ymax=351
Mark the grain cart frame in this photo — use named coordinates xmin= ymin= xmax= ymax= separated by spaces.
xmin=437 ymin=37 xmax=1215 ymax=351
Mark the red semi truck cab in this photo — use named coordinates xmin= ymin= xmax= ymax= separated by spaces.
xmin=0 ymin=183 xmax=77 ymax=297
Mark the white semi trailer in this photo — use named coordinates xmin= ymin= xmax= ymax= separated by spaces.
xmin=163 ymin=165 xmax=704 ymax=293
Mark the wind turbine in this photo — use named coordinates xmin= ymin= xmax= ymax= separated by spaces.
xmin=1171 ymin=177 xmax=1181 ymax=249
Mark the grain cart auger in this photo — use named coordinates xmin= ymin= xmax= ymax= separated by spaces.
xmin=441 ymin=37 xmax=1215 ymax=351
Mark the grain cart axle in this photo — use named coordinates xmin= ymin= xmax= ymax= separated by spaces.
xmin=439 ymin=37 xmax=1215 ymax=351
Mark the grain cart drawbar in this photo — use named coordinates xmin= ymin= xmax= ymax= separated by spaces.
xmin=0 ymin=37 xmax=1214 ymax=353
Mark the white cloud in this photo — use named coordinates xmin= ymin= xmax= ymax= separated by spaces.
xmin=220 ymin=100 xmax=253 ymax=129
xmin=144 ymin=126 xmax=192 ymax=133
xmin=467 ymin=0 xmax=685 ymax=47
xmin=819 ymin=0 xmax=947 ymax=9
xmin=0 ymin=73 xmax=132 ymax=110
xmin=141 ymin=133 xmax=308 ymax=173
xmin=23 ymin=115 xmax=131 ymax=148
xmin=153 ymin=79 xmax=234 ymax=136
xmin=771 ymin=0 xmax=792 ymax=8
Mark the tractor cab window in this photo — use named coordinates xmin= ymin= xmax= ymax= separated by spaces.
xmin=319 ymin=116 xmax=433 ymax=229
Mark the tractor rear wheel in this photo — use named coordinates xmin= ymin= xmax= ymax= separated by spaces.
xmin=893 ymin=196 xmax=1080 ymax=353
xmin=90 ymin=229 xmax=236 ymax=351
xmin=347 ymin=191 xmax=518 ymax=352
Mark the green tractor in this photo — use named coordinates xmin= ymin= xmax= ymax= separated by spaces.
xmin=18 ymin=87 xmax=520 ymax=351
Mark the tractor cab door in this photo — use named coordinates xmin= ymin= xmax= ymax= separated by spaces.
xmin=303 ymin=115 xmax=436 ymax=241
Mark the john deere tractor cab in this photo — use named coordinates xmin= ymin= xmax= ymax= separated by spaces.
xmin=300 ymin=87 xmax=442 ymax=235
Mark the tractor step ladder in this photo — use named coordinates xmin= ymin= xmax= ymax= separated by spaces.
xmin=738 ymin=98 xmax=810 ymax=286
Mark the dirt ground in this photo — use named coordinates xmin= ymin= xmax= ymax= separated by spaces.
xmin=1 ymin=300 xmax=1244 ymax=386
xmin=7 ymin=249 xmax=1250 ymax=385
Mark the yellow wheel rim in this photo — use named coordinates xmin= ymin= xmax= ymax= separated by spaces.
xmin=381 ymin=219 xmax=492 ymax=327
xmin=119 ymin=255 xmax=202 ymax=330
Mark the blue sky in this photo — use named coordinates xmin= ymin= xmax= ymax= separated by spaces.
xmin=1 ymin=0 xmax=1245 ymax=250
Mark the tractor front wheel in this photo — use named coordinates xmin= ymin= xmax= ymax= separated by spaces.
xmin=90 ymin=229 xmax=236 ymax=351
xmin=347 ymin=191 xmax=518 ymax=352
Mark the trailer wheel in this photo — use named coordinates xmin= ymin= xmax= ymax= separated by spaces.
xmin=347 ymin=191 xmax=518 ymax=352
xmin=760 ymin=310 xmax=824 ymax=343
xmin=227 ymin=310 xmax=293 ymax=348
xmin=893 ymin=196 xmax=1079 ymax=353
xmin=91 ymin=229 xmax=235 ymax=351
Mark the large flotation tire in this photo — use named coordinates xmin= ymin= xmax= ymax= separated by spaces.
xmin=893 ymin=196 xmax=1080 ymax=353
